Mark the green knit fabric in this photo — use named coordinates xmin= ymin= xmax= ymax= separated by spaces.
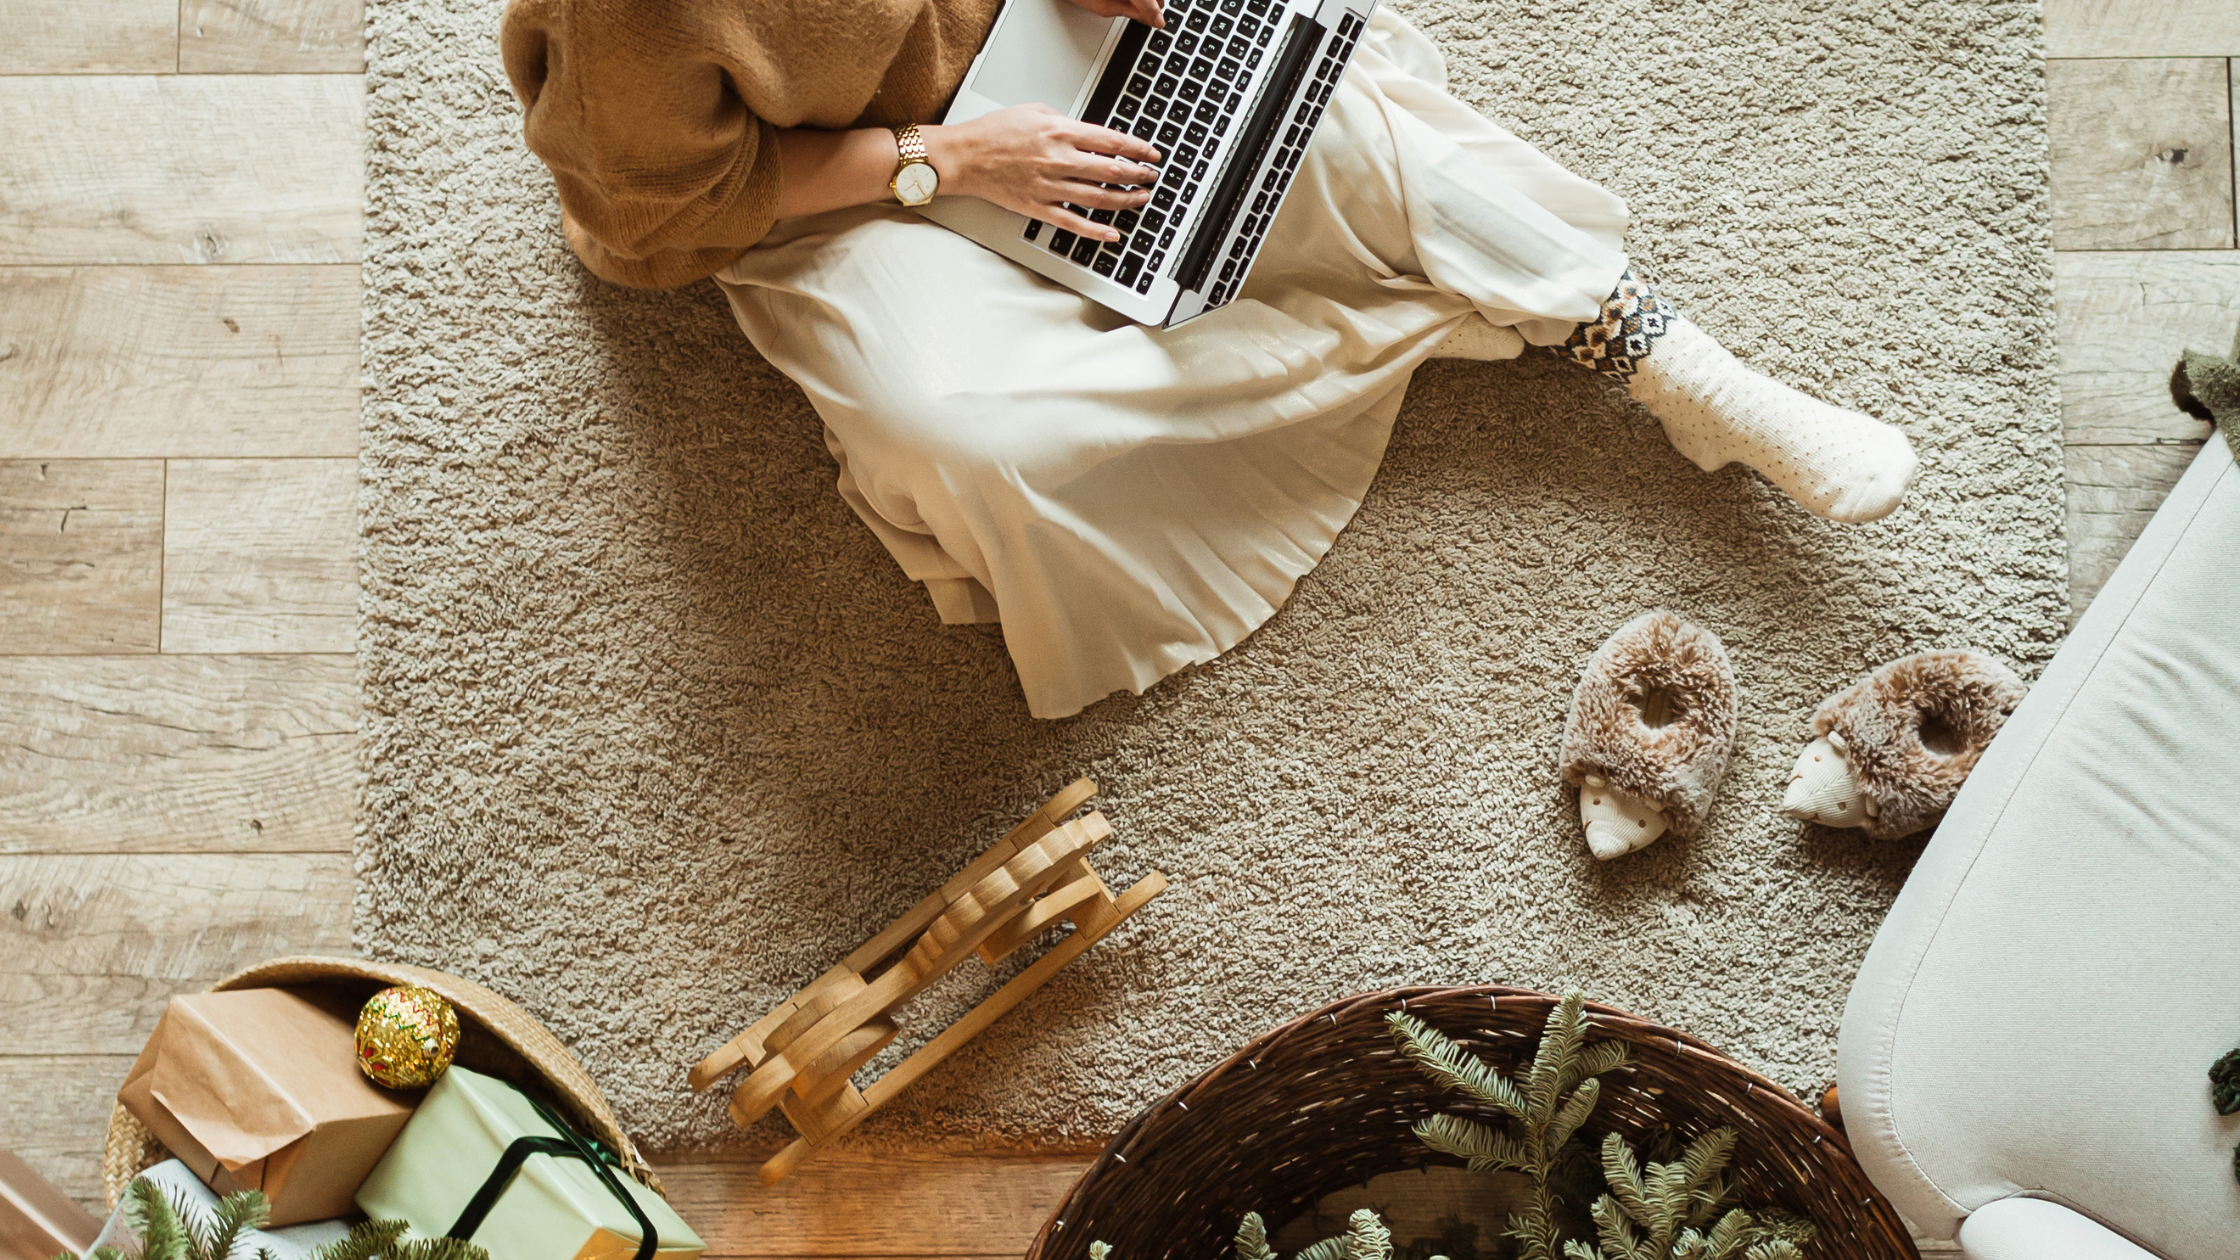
xmin=2172 ymin=317 xmax=2240 ymax=465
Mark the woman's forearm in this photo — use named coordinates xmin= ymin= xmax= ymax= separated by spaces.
xmin=773 ymin=127 xmax=916 ymax=220
xmin=773 ymin=110 xmax=1159 ymax=241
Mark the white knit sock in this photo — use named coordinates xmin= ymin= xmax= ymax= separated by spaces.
xmin=1551 ymin=271 xmax=1920 ymax=523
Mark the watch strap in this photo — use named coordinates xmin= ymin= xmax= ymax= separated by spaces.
xmin=891 ymin=123 xmax=928 ymax=168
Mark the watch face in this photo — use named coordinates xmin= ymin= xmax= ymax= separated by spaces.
xmin=894 ymin=161 xmax=939 ymax=206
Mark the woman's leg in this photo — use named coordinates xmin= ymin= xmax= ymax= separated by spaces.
xmin=1343 ymin=11 xmax=1918 ymax=522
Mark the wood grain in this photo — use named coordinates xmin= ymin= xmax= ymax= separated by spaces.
xmin=181 ymin=0 xmax=365 ymax=73
xmin=0 ymin=654 xmax=355 ymax=854
xmin=2065 ymin=442 xmax=2205 ymax=621
xmin=0 ymin=461 xmax=162 ymax=655
xmin=0 ymin=0 xmax=176 ymax=75
xmin=162 ymin=459 xmax=357 ymax=653
xmin=0 ymin=75 xmax=361 ymax=265
xmin=0 ymin=853 xmax=351 ymax=1055
xmin=0 ymin=1056 xmax=134 ymax=1213
xmin=2054 ymin=251 xmax=2237 ymax=444
xmin=656 ymin=1153 xmax=1090 ymax=1257
xmin=2043 ymin=0 xmax=2240 ymax=58
xmin=0 ymin=267 xmax=359 ymax=460
xmin=2046 ymin=58 xmax=2235 ymax=251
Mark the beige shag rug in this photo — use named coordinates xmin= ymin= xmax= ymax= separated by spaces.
xmin=360 ymin=0 xmax=2062 ymax=1153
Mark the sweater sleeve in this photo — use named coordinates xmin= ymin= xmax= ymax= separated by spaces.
xmin=501 ymin=0 xmax=784 ymax=289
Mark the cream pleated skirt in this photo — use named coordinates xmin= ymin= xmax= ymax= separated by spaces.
xmin=715 ymin=10 xmax=1629 ymax=718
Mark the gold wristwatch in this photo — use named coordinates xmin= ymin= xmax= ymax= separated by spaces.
xmin=888 ymin=123 xmax=939 ymax=207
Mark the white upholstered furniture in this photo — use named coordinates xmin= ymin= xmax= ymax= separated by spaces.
xmin=1838 ymin=436 xmax=2240 ymax=1260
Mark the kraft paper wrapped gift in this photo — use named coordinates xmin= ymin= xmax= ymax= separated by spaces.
xmin=88 ymin=1161 xmax=356 ymax=1260
xmin=356 ymin=1067 xmax=702 ymax=1260
xmin=118 ymin=988 xmax=416 ymax=1225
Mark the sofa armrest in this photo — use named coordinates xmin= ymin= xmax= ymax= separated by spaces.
xmin=1959 ymin=1197 xmax=2161 ymax=1260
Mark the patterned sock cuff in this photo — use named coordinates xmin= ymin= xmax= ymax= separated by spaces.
xmin=1546 ymin=267 xmax=1677 ymax=383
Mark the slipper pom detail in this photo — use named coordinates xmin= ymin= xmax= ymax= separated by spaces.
xmin=1788 ymin=650 xmax=2028 ymax=839
xmin=1560 ymin=611 xmax=1740 ymax=847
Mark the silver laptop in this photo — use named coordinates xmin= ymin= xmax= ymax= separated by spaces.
xmin=923 ymin=0 xmax=1377 ymax=327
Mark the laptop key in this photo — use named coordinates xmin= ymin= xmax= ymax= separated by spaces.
xmin=1194 ymin=99 xmax=1221 ymax=124
xmin=1115 ymin=209 xmax=1141 ymax=232
xmin=1140 ymin=208 xmax=1166 ymax=233
xmin=1209 ymin=14 xmax=1232 ymax=38
xmin=1090 ymin=207 xmax=1116 ymax=224
xmin=1116 ymin=255 xmax=1142 ymax=285
xmin=1190 ymin=55 xmax=1215 ymax=78
xmin=1113 ymin=94 xmax=1141 ymax=119
xmin=1175 ymin=30 xmax=1199 ymax=55
xmin=1127 ymin=73 xmax=1153 ymax=96
xmin=1184 ymin=121 xmax=1208 ymax=146
xmin=1220 ymin=259 xmax=1236 ymax=281
xmin=1255 ymin=22 xmax=1273 ymax=45
xmin=1159 ymin=228 xmax=1177 ymax=248
xmin=1148 ymin=249 xmax=1167 ymax=269
xmin=1183 ymin=9 xmax=1209 ymax=32
xmin=1024 ymin=221 xmax=1042 ymax=242
xmin=1147 ymin=29 xmax=1173 ymax=54
xmin=1071 ymin=236 xmax=1101 ymax=264
xmin=1247 ymin=47 xmax=1262 ymax=69
xmin=1092 ymin=252 xmax=1118 ymax=277
xmin=1238 ymin=14 xmax=1260 ymax=38
xmin=1131 ymin=117 xmax=1158 ymax=141
xmin=1153 ymin=186 xmax=1177 ymax=209
xmin=1157 ymin=121 xmax=1183 ymax=146
xmin=1173 ymin=144 xmax=1199 ymax=168
xmin=1050 ymin=229 xmax=1078 ymax=254
xmin=1156 ymin=72 xmax=1180 ymax=95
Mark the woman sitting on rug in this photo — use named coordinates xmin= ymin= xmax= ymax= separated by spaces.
xmin=499 ymin=0 xmax=1918 ymax=720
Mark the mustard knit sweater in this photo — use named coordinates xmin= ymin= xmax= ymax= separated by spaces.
xmin=501 ymin=0 xmax=1003 ymax=288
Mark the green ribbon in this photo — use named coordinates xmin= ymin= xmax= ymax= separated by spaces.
xmin=445 ymin=1083 xmax=659 ymax=1260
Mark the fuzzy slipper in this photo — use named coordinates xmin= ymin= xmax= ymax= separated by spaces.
xmin=1782 ymin=650 xmax=2028 ymax=839
xmin=1559 ymin=611 xmax=1740 ymax=860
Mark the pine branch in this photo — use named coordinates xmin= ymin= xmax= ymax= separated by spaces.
xmin=1587 ymin=1197 xmax=1646 ymax=1260
xmin=1546 ymin=1079 xmax=1601 ymax=1154
xmin=1386 ymin=1013 xmax=1529 ymax=1119
xmin=1674 ymin=1130 xmax=1737 ymax=1205
xmin=1341 ymin=1209 xmax=1391 ymax=1260
xmin=1235 ymin=1213 xmax=1276 ymax=1260
xmin=1561 ymin=1244 xmax=1605 ymax=1260
xmin=204 ymin=1191 xmax=271 ymax=1260
xmin=1599 ymin=1133 xmax=1651 ymax=1226
xmin=128 ymin=1179 xmax=187 ymax=1260
xmin=1699 ymin=1211 xmax=1749 ymax=1260
xmin=390 ymin=1238 xmax=493 ymax=1260
xmin=1526 ymin=995 xmax=1587 ymax=1131
xmin=1295 ymin=1237 xmax=1350 ymax=1260
xmin=1561 ymin=1043 xmax=1634 ymax=1098
xmin=1413 ymin=1114 xmax=1533 ymax=1174
xmin=1740 ymin=1243 xmax=1802 ymax=1260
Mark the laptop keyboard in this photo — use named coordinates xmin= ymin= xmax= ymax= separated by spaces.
xmin=1022 ymin=0 xmax=1279 ymax=294
xmin=1021 ymin=3 xmax=1367 ymax=311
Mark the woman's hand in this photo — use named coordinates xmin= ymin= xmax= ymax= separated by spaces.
xmin=928 ymin=105 xmax=1162 ymax=243
xmin=1065 ymin=0 xmax=1164 ymax=26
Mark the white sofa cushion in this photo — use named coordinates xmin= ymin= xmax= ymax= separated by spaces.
xmin=1837 ymin=439 xmax=2240 ymax=1259
xmin=1958 ymin=1198 xmax=2158 ymax=1260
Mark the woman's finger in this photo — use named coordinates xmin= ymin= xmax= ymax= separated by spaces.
xmin=1048 ymin=181 xmax=1152 ymax=211
xmin=1066 ymin=121 xmax=1161 ymax=166
xmin=1034 ymin=203 xmax=1119 ymax=241
xmin=1051 ymin=152 xmax=1161 ymax=187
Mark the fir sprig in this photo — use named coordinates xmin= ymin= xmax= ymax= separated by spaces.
xmin=1559 ymin=1129 xmax=1815 ymax=1260
xmin=57 ymin=1181 xmax=491 ymax=1260
xmin=1389 ymin=993 xmax=1633 ymax=1260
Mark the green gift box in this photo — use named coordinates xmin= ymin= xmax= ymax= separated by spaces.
xmin=355 ymin=1067 xmax=703 ymax=1260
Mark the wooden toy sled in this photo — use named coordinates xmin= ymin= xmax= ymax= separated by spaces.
xmin=688 ymin=778 xmax=1166 ymax=1184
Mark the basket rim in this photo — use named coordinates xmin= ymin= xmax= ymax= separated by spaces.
xmin=1028 ymin=983 xmax=1899 ymax=1260
xmin=102 ymin=954 xmax=663 ymax=1208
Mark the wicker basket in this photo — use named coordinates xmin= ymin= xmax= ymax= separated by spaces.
xmin=1026 ymin=986 xmax=1915 ymax=1260
xmin=102 ymin=955 xmax=664 ymax=1210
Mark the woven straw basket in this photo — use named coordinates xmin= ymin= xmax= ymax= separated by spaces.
xmin=101 ymin=955 xmax=664 ymax=1210
xmin=1026 ymin=985 xmax=1916 ymax=1260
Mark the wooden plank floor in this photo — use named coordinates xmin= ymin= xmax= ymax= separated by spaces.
xmin=2 ymin=1 xmax=2236 ymax=1253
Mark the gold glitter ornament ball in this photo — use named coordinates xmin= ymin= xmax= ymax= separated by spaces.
xmin=355 ymin=985 xmax=460 ymax=1089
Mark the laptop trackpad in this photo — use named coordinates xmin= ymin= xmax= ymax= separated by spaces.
xmin=968 ymin=0 xmax=1114 ymax=110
